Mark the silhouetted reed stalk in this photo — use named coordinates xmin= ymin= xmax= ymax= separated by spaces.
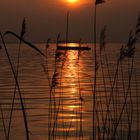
xmin=102 ymin=43 xmax=132 ymax=139
xmin=99 ymin=25 xmax=118 ymax=139
xmin=7 ymin=18 xmax=26 ymax=140
xmin=100 ymin=49 xmax=109 ymax=139
xmin=118 ymin=58 xmax=133 ymax=140
xmin=90 ymin=79 xmax=102 ymax=139
xmin=45 ymin=38 xmax=66 ymax=139
xmin=45 ymin=40 xmax=61 ymax=139
xmin=41 ymin=38 xmax=53 ymax=140
xmin=119 ymin=61 xmax=127 ymax=138
xmin=78 ymin=48 xmax=84 ymax=140
xmin=45 ymin=38 xmax=51 ymax=87
xmin=56 ymin=52 xmax=68 ymax=139
xmin=0 ymin=46 xmax=7 ymax=140
xmin=4 ymin=32 xmax=45 ymax=57
xmin=113 ymin=13 xmax=140 ymax=138
xmin=93 ymin=1 xmax=105 ymax=139
xmin=0 ymin=33 xmax=30 ymax=140
xmin=66 ymin=11 xmax=69 ymax=44
xmin=54 ymin=39 xmax=66 ymax=139
xmin=42 ymin=35 xmax=61 ymax=139
xmin=93 ymin=4 xmax=97 ymax=139
xmin=113 ymin=65 xmax=119 ymax=136
xmin=0 ymin=41 xmax=7 ymax=140
xmin=101 ymin=56 xmax=120 ymax=139
xmin=112 ymin=56 xmax=135 ymax=139
xmin=102 ymin=49 xmax=114 ymax=140
xmin=0 ymin=104 xmax=7 ymax=140
xmin=96 ymin=88 xmax=103 ymax=140
xmin=40 ymin=39 xmax=53 ymax=138
xmin=57 ymin=64 xmax=65 ymax=139
xmin=100 ymin=41 xmax=116 ymax=139
xmin=63 ymin=58 xmax=68 ymax=138
xmin=127 ymin=58 xmax=133 ymax=140
xmin=107 ymin=49 xmax=126 ymax=139
xmin=50 ymin=74 xmax=57 ymax=139
xmin=48 ymin=34 xmax=68 ymax=139
xmin=114 ymin=61 xmax=130 ymax=138
xmin=50 ymin=35 xmax=65 ymax=139
xmin=99 ymin=25 xmax=109 ymax=139
xmin=58 ymin=48 xmax=67 ymax=138
xmin=41 ymin=56 xmax=58 ymax=139
xmin=134 ymin=69 xmax=139 ymax=140
xmin=0 ymin=30 xmax=45 ymax=140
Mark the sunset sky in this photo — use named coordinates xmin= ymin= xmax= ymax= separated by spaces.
xmin=0 ymin=0 xmax=139 ymax=43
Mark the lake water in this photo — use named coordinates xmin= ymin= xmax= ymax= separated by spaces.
xmin=0 ymin=43 xmax=139 ymax=140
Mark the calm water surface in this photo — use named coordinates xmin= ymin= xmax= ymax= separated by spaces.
xmin=0 ymin=43 xmax=139 ymax=140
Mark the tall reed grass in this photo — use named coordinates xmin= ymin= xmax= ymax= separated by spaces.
xmin=0 ymin=8 xmax=139 ymax=140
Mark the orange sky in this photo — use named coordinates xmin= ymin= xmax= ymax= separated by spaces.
xmin=0 ymin=0 xmax=139 ymax=42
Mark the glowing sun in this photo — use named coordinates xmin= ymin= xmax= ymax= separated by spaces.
xmin=67 ymin=0 xmax=78 ymax=3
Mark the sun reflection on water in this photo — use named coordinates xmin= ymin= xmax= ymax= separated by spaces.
xmin=56 ymin=49 xmax=84 ymax=134
xmin=61 ymin=50 xmax=80 ymax=110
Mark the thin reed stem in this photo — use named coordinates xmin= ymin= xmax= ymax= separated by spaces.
xmin=112 ymin=56 xmax=135 ymax=139
xmin=0 ymin=33 xmax=30 ymax=140
xmin=0 ymin=104 xmax=7 ymax=140
xmin=7 ymin=29 xmax=24 ymax=140
xmin=134 ymin=69 xmax=139 ymax=140
xmin=93 ymin=5 xmax=97 ymax=140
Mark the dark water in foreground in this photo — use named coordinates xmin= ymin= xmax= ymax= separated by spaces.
xmin=0 ymin=43 xmax=139 ymax=140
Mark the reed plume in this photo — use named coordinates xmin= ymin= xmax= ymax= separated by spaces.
xmin=100 ymin=25 xmax=106 ymax=52
xmin=95 ymin=0 xmax=105 ymax=5
xmin=119 ymin=12 xmax=140 ymax=61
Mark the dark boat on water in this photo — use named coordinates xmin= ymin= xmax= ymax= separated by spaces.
xmin=57 ymin=43 xmax=91 ymax=50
